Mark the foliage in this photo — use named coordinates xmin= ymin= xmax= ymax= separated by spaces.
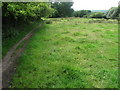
xmin=51 ymin=2 xmax=74 ymax=17
xmin=2 ymin=2 xmax=55 ymax=23
xmin=73 ymin=10 xmax=91 ymax=17
xmin=2 ymin=21 xmax=41 ymax=57
xmin=105 ymin=7 xmax=119 ymax=19
xmin=89 ymin=12 xmax=105 ymax=18
xmin=2 ymin=2 xmax=55 ymax=40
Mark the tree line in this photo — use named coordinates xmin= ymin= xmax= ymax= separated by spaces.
xmin=73 ymin=7 xmax=120 ymax=19
xmin=2 ymin=2 xmax=120 ymax=25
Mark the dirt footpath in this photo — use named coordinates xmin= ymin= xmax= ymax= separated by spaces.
xmin=1 ymin=24 xmax=42 ymax=88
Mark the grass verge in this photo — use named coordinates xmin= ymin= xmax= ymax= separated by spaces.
xmin=2 ymin=21 xmax=42 ymax=58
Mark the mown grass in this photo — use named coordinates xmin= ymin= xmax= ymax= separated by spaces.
xmin=10 ymin=18 xmax=118 ymax=88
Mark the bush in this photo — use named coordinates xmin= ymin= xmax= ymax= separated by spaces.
xmin=45 ymin=20 xmax=52 ymax=24
xmin=2 ymin=2 xmax=55 ymax=39
xmin=89 ymin=12 xmax=105 ymax=18
xmin=73 ymin=10 xmax=91 ymax=17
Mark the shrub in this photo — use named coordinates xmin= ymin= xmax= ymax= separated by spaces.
xmin=73 ymin=10 xmax=91 ymax=17
xmin=46 ymin=20 xmax=52 ymax=24
xmin=89 ymin=12 xmax=105 ymax=18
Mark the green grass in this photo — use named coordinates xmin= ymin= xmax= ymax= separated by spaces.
xmin=2 ymin=21 xmax=42 ymax=58
xmin=10 ymin=18 xmax=118 ymax=88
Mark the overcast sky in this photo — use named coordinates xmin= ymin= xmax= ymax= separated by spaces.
xmin=72 ymin=0 xmax=119 ymax=11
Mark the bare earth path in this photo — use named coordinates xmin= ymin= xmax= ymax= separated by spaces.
xmin=0 ymin=24 xmax=42 ymax=88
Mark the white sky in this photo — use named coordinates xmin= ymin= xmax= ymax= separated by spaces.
xmin=72 ymin=0 xmax=119 ymax=11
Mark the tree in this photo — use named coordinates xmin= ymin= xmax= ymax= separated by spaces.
xmin=2 ymin=2 xmax=55 ymax=39
xmin=105 ymin=7 xmax=119 ymax=19
xmin=51 ymin=2 xmax=74 ymax=17
xmin=2 ymin=2 xmax=55 ymax=24
xmin=118 ymin=4 xmax=120 ymax=20
xmin=73 ymin=10 xmax=91 ymax=17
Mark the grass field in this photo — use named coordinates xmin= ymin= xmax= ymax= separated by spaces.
xmin=10 ymin=18 xmax=118 ymax=88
